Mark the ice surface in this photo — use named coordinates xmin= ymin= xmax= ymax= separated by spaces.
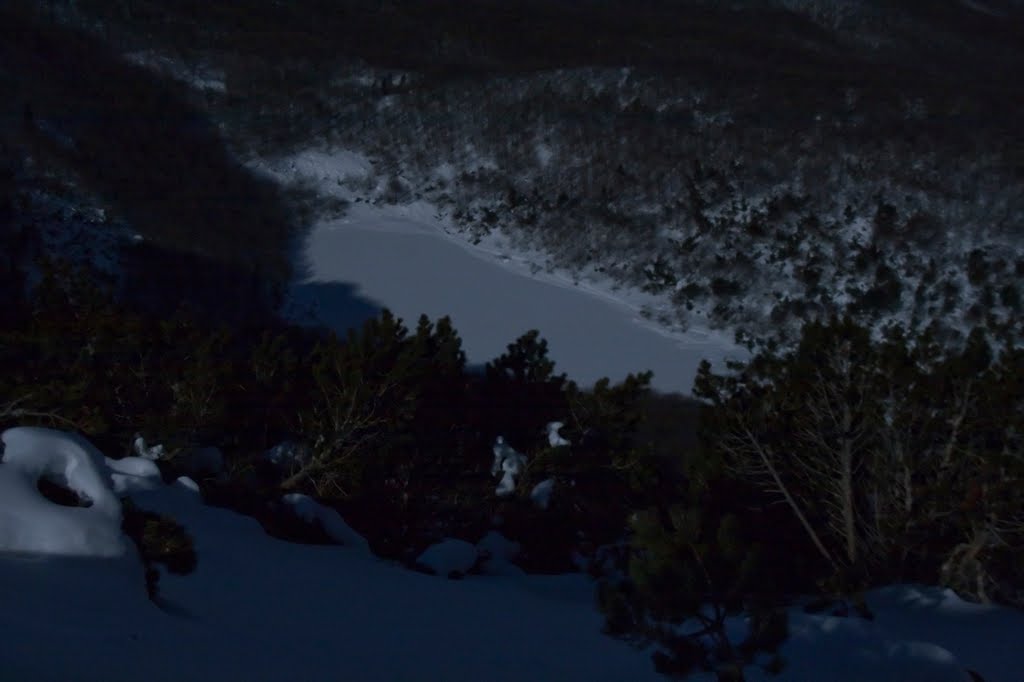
xmin=298 ymin=214 xmax=735 ymax=393
xmin=272 ymin=147 xmax=741 ymax=393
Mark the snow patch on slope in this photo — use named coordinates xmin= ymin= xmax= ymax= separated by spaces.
xmin=282 ymin=493 xmax=369 ymax=551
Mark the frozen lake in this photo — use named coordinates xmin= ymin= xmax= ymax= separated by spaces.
xmin=289 ymin=202 xmax=738 ymax=394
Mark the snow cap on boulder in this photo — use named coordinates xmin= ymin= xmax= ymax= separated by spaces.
xmin=0 ymin=427 xmax=127 ymax=557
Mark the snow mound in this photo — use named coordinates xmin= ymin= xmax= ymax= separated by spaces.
xmin=415 ymin=538 xmax=479 ymax=578
xmin=176 ymin=476 xmax=201 ymax=495
xmin=0 ymin=427 xmax=127 ymax=557
xmin=782 ymin=609 xmax=969 ymax=681
xmin=476 ymin=531 xmax=523 ymax=576
xmin=105 ymin=455 xmax=162 ymax=496
xmin=132 ymin=434 xmax=164 ymax=460
xmin=282 ymin=494 xmax=369 ymax=551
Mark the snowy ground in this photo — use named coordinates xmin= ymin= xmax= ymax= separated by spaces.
xmin=2 ymin=428 xmax=1022 ymax=681
xmin=249 ymin=149 xmax=743 ymax=394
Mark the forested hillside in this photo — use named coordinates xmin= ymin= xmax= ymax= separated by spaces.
xmin=29 ymin=0 xmax=1024 ymax=348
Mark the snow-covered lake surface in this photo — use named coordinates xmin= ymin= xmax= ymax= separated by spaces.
xmin=253 ymin=149 xmax=742 ymax=394
xmin=2 ymin=427 xmax=1023 ymax=682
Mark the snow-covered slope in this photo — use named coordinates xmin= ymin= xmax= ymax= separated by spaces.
xmin=2 ymin=428 xmax=1023 ymax=681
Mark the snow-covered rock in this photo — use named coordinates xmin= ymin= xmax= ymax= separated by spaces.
xmin=175 ymin=476 xmax=201 ymax=495
xmin=476 ymin=531 xmax=523 ymax=576
xmin=106 ymin=455 xmax=162 ymax=496
xmin=530 ymin=478 xmax=555 ymax=509
xmin=546 ymin=422 xmax=571 ymax=447
xmin=0 ymin=427 xmax=127 ymax=557
xmin=415 ymin=538 xmax=479 ymax=578
xmin=282 ymin=494 xmax=369 ymax=551
xmin=491 ymin=436 xmax=527 ymax=496
xmin=132 ymin=434 xmax=164 ymax=460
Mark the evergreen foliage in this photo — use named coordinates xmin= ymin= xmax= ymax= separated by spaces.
xmin=600 ymin=499 xmax=788 ymax=680
xmin=692 ymin=316 xmax=1024 ymax=605
xmin=598 ymin=429 xmax=798 ymax=680
xmin=478 ymin=329 xmax=568 ymax=451
xmin=121 ymin=498 xmax=197 ymax=601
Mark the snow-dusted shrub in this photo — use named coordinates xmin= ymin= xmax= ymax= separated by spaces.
xmin=121 ymin=498 xmax=197 ymax=600
xmin=281 ymin=493 xmax=368 ymax=551
xmin=491 ymin=436 xmax=527 ymax=497
xmin=598 ymin=482 xmax=790 ymax=680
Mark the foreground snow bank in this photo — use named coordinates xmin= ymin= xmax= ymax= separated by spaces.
xmin=0 ymin=427 xmax=127 ymax=557
xmin=1 ymin=428 xmax=1021 ymax=682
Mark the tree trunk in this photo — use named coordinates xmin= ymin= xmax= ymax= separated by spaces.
xmin=840 ymin=404 xmax=858 ymax=565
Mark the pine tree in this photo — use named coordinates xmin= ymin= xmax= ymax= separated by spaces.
xmin=600 ymin=490 xmax=788 ymax=681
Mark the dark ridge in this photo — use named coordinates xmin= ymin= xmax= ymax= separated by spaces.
xmin=0 ymin=4 xmax=302 ymax=291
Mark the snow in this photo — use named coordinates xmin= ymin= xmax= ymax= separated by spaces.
xmin=106 ymin=456 xmax=162 ymax=496
xmin=530 ymin=478 xmax=555 ymax=509
xmin=961 ymin=0 xmax=1007 ymax=17
xmin=251 ymin=149 xmax=372 ymax=188
xmin=476 ymin=530 xmax=523 ymax=576
xmin=491 ymin=436 xmax=527 ymax=496
xmin=123 ymin=50 xmax=226 ymax=93
xmin=773 ymin=607 xmax=969 ymax=682
xmin=546 ymin=421 xmax=571 ymax=447
xmin=264 ymin=441 xmax=309 ymax=469
xmin=296 ymin=209 xmax=735 ymax=392
xmin=281 ymin=493 xmax=369 ymax=551
xmin=255 ymin=147 xmax=741 ymax=394
xmin=535 ymin=142 xmax=555 ymax=167
xmin=0 ymin=427 xmax=127 ymax=558
xmin=132 ymin=434 xmax=164 ymax=460
xmin=415 ymin=538 xmax=479 ymax=578
xmin=175 ymin=476 xmax=201 ymax=495
xmin=1 ymin=429 xmax=1023 ymax=681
